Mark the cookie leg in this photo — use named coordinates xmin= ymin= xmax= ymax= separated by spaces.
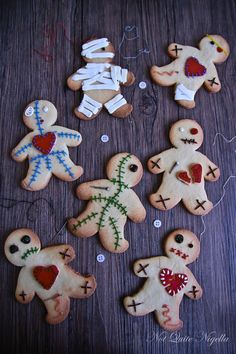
xmin=99 ymin=218 xmax=129 ymax=253
xmin=124 ymin=290 xmax=156 ymax=317
xmin=22 ymin=159 xmax=52 ymax=191
xmin=68 ymin=203 xmax=100 ymax=237
xmin=43 ymin=295 xmax=70 ymax=324
xmin=104 ymin=94 xmax=132 ymax=118
xmin=175 ymin=84 xmax=196 ymax=109
xmin=182 ymin=189 xmax=213 ymax=216
xmin=74 ymin=94 xmax=103 ymax=121
xmin=149 ymin=186 xmax=181 ymax=211
xmin=150 ymin=63 xmax=178 ymax=86
xmin=52 ymin=155 xmax=83 ymax=181
xmin=65 ymin=271 xmax=96 ymax=299
xmin=155 ymin=303 xmax=183 ymax=331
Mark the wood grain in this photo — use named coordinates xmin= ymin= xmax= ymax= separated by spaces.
xmin=0 ymin=0 xmax=235 ymax=353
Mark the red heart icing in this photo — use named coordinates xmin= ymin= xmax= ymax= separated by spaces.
xmin=33 ymin=265 xmax=59 ymax=290
xmin=177 ymin=171 xmax=191 ymax=184
xmin=32 ymin=132 xmax=56 ymax=155
xmin=160 ymin=268 xmax=188 ymax=296
xmin=185 ymin=57 xmax=207 ymax=77
xmin=190 ymin=163 xmax=202 ymax=183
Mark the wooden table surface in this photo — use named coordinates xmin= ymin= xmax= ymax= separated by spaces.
xmin=0 ymin=0 xmax=235 ymax=353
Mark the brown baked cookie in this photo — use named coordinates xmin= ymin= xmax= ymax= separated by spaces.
xmin=4 ymin=229 xmax=96 ymax=325
xmin=124 ymin=229 xmax=202 ymax=331
xmin=67 ymin=37 xmax=135 ymax=120
xmin=150 ymin=34 xmax=230 ymax=108
xmin=68 ymin=153 xmax=146 ymax=253
xmin=147 ymin=119 xmax=220 ymax=215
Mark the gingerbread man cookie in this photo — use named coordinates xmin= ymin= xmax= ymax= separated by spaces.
xmin=150 ymin=34 xmax=230 ymax=109
xmin=67 ymin=37 xmax=135 ymax=120
xmin=4 ymin=229 xmax=96 ymax=324
xmin=147 ymin=119 xmax=220 ymax=215
xmin=124 ymin=229 xmax=202 ymax=331
xmin=12 ymin=100 xmax=83 ymax=191
xmin=68 ymin=153 xmax=146 ymax=253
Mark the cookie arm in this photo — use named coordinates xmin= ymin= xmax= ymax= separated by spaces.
xmin=150 ymin=62 xmax=179 ymax=86
xmin=204 ymin=64 xmax=221 ymax=92
xmin=126 ymin=191 xmax=146 ymax=223
xmin=198 ymin=152 xmax=220 ymax=181
xmin=15 ymin=268 xmax=35 ymax=304
xmin=133 ymin=256 xmax=163 ymax=277
xmin=167 ymin=43 xmax=184 ymax=58
xmin=54 ymin=127 xmax=82 ymax=147
xmin=122 ymin=71 xmax=135 ymax=87
xmin=11 ymin=134 xmax=33 ymax=162
xmin=76 ymin=179 xmax=113 ymax=200
xmin=184 ymin=270 xmax=203 ymax=300
xmin=67 ymin=70 xmax=83 ymax=91
xmin=41 ymin=245 xmax=76 ymax=264
xmin=147 ymin=150 xmax=169 ymax=174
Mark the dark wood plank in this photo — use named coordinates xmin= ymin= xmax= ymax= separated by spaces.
xmin=0 ymin=0 xmax=235 ymax=353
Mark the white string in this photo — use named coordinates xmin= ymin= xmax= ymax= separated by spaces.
xmin=199 ymin=132 xmax=236 ymax=240
xmin=118 ymin=25 xmax=150 ymax=60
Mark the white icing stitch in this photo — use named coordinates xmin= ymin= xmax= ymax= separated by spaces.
xmin=104 ymin=94 xmax=127 ymax=113
xmin=78 ymin=94 xmax=102 ymax=118
xmin=72 ymin=74 xmax=80 ymax=81
xmin=25 ymin=106 xmax=34 ymax=117
xmin=175 ymin=84 xmax=196 ymax=101
xmin=75 ymin=63 xmax=127 ymax=91
xmin=81 ymin=38 xmax=114 ymax=59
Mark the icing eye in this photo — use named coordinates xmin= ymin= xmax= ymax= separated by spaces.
xmin=190 ymin=128 xmax=198 ymax=135
xmin=42 ymin=106 xmax=49 ymax=113
xmin=21 ymin=235 xmax=31 ymax=244
xmin=179 ymin=127 xmax=185 ymax=132
xmin=175 ymin=234 xmax=184 ymax=243
xmin=188 ymin=243 xmax=194 ymax=248
xmin=210 ymin=41 xmax=215 ymax=45
xmin=101 ymin=47 xmax=106 ymax=51
xmin=25 ymin=106 xmax=34 ymax=117
xmin=9 ymin=245 xmax=19 ymax=254
xmin=217 ymin=47 xmax=223 ymax=53
xmin=129 ymin=164 xmax=138 ymax=172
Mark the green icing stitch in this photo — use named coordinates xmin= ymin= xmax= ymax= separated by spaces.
xmin=72 ymin=212 xmax=98 ymax=230
xmin=21 ymin=247 xmax=39 ymax=260
xmin=109 ymin=216 xmax=123 ymax=250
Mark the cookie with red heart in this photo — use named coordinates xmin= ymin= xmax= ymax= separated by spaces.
xmin=124 ymin=229 xmax=203 ymax=331
xmin=4 ymin=228 xmax=96 ymax=325
xmin=150 ymin=34 xmax=230 ymax=109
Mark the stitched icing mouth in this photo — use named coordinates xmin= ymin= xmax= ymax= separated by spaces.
xmin=21 ymin=247 xmax=39 ymax=260
xmin=181 ymin=138 xmax=197 ymax=144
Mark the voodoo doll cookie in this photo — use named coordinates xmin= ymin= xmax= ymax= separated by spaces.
xmin=68 ymin=153 xmax=146 ymax=253
xmin=150 ymin=34 xmax=230 ymax=109
xmin=147 ymin=119 xmax=220 ymax=215
xmin=4 ymin=229 xmax=96 ymax=324
xmin=67 ymin=37 xmax=135 ymax=120
xmin=12 ymin=100 xmax=83 ymax=191
xmin=124 ymin=229 xmax=202 ymax=331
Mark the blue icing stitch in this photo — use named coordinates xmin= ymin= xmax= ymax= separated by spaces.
xmin=57 ymin=132 xmax=81 ymax=140
xmin=34 ymin=100 xmax=44 ymax=135
xmin=55 ymin=154 xmax=74 ymax=178
xmin=15 ymin=143 xmax=32 ymax=157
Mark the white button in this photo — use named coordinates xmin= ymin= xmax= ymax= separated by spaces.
xmin=179 ymin=127 xmax=185 ymax=132
xmin=97 ymin=254 xmax=105 ymax=263
xmin=139 ymin=81 xmax=147 ymax=89
xmin=43 ymin=106 xmax=49 ymax=113
xmin=153 ymin=219 xmax=162 ymax=228
xmin=101 ymin=134 xmax=109 ymax=143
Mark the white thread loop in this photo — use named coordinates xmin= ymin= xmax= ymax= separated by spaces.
xmin=81 ymin=38 xmax=115 ymax=59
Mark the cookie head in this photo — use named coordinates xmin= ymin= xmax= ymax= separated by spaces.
xmin=23 ymin=100 xmax=57 ymax=130
xmin=106 ymin=153 xmax=143 ymax=187
xmin=164 ymin=229 xmax=200 ymax=265
xmin=199 ymin=35 xmax=230 ymax=63
xmin=169 ymin=119 xmax=203 ymax=150
xmin=81 ymin=37 xmax=115 ymax=63
xmin=4 ymin=229 xmax=41 ymax=266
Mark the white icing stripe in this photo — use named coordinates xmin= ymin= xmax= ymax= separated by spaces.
xmin=78 ymin=94 xmax=102 ymax=118
xmin=75 ymin=63 xmax=128 ymax=91
xmin=175 ymin=83 xmax=196 ymax=101
xmin=81 ymin=37 xmax=114 ymax=59
xmin=105 ymin=94 xmax=127 ymax=113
